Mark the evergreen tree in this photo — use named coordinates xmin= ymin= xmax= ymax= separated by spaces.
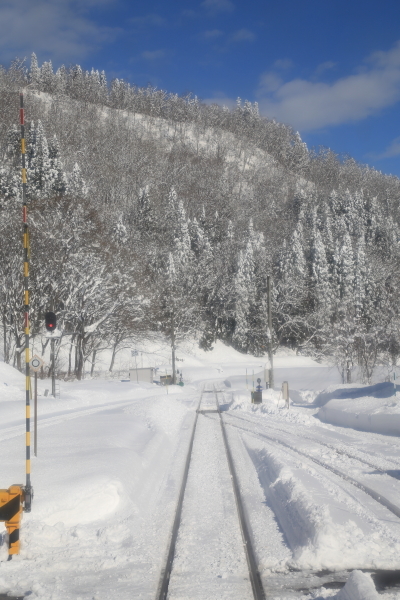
xmin=112 ymin=214 xmax=128 ymax=245
xmin=274 ymin=223 xmax=309 ymax=349
xmin=233 ymin=249 xmax=249 ymax=352
xmin=233 ymin=241 xmax=256 ymax=352
xmin=0 ymin=167 xmax=20 ymax=206
xmin=136 ymin=186 xmax=154 ymax=235
xmin=337 ymin=231 xmax=354 ymax=302
xmin=68 ymin=163 xmax=87 ymax=198
xmin=48 ymin=134 xmax=67 ymax=195
xmin=173 ymin=199 xmax=192 ymax=269
xmin=41 ymin=61 xmax=54 ymax=93
xmin=6 ymin=125 xmax=20 ymax=162
xmin=55 ymin=65 xmax=67 ymax=94
xmin=29 ymin=53 xmax=41 ymax=88
xmin=354 ymin=236 xmax=367 ymax=319
xmin=311 ymin=229 xmax=331 ymax=311
xmin=0 ymin=125 xmax=21 ymax=205
xmin=249 ymin=232 xmax=269 ymax=355
xmin=27 ymin=120 xmax=52 ymax=199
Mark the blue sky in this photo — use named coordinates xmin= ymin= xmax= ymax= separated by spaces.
xmin=1 ymin=0 xmax=400 ymax=176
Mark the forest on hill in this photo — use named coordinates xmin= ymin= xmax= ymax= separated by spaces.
xmin=1 ymin=55 xmax=400 ymax=382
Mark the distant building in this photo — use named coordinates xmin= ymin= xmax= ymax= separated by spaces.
xmin=129 ymin=367 xmax=155 ymax=384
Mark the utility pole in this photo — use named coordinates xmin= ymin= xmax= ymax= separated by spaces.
xmin=267 ymin=275 xmax=274 ymax=390
xmin=166 ymin=252 xmax=177 ymax=386
xmin=3 ymin=312 xmax=7 ymax=364
xmin=45 ymin=313 xmax=57 ymax=396
xmin=51 ymin=338 xmax=56 ymax=397
xmin=171 ymin=309 xmax=176 ymax=385
xmin=34 ymin=371 xmax=37 ymax=456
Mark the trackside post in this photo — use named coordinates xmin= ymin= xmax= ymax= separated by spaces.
xmin=282 ymin=381 xmax=290 ymax=409
xmin=0 ymin=93 xmax=35 ymax=561
xmin=20 ymin=92 xmax=33 ymax=514
xmin=267 ymin=275 xmax=274 ymax=389
xmin=0 ymin=486 xmax=25 ymax=559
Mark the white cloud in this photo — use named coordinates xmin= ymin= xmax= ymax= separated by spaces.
xmin=259 ymin=72 xmax=283 ymax=93
xmin=201 ymin=0 xmax=234 ymax=14
xmin=0 ymin=0 xmax=119 ymax=64
xmin=231 ymin=28 xmax=256 ymax=42
xmin=256 ymin=41 xmax=400 ymax=131
xmin=314 ymin=60 xmax=337 ymax=77
xmin=374 ymin=136 xmax=400 ymax=159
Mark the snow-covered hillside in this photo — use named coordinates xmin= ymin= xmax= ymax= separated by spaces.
xmin=2 ymin=58 xmax=400 ymax=387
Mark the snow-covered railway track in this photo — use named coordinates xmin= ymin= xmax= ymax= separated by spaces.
xmin=224 ymin=412 xmax=400 ymax=521
xmin=227 ymin=410 xmax=400 ymax=475
xmin=156 ymin=385 xmax=266 ymax=600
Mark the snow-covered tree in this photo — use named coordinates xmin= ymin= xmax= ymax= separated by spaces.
xmin=173 ymin=199 xmax=192 ymax=269
xmin=68 ymin=162 xmax=87 ymax=198
xmin=27 ymin=120 xmax=52 ymax=199
xmin=112 ymin=214 xmax=128 ymax=245
xmin=233 ymin=241 xmax=256 ymax=352
xmin=48 ymin=134 xmax=67 ymax=195
xmin=29 ymin=53 xmax=41 ymax=88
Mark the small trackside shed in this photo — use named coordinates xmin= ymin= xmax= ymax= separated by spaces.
xmin=129 ymin=367 xmax=155 ymax=383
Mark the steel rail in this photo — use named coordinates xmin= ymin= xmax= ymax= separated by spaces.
xmin=227 ymin=416 xmax=400 ymax=521
xmin=225 ymin=411 xmax=400 ymax=477
xmin=215 ymin=388 xmax=267 ymax=600
xmin=155 ymin=393 xmax=202 ymax=600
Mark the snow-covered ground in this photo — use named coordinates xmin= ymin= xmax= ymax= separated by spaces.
xmin=316 ymin=382 xmax=400 ymax=436
xmin=1 ymin=341 xmax=400 ymax=599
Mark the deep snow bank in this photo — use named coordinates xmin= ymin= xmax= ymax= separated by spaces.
xmin=0 ymin=361 xmax=26 ymax=402
xmin=314 ymin=382 xmax=398 ymax=407
xmin=242 ymin=434 xmax=400 ymax=571
xmin=337 ymin=570 xmax=378 ymax=600
xmin=316 ymin=384 xmax=400 ymax=436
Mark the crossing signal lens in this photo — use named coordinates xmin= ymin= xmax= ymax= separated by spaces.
xmin=45 ymin=312 xmax=57 ymax=332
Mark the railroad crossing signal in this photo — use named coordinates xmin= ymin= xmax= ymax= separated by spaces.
xmin=20 ymin=91 xmax=33 ymax=527
xmin=29 ymin=354 xmax=45 ymax=372
xmin=0 ymin=486 xmax=26 ymax=559
xmin=45 ymin=312 xmax=57 ymax=332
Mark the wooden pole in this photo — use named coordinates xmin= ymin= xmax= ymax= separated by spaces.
xmin=51 ymin=338 xmax=55 ymax=397
xmin=267 ymin=275 xmax=274 ymax=389
xmin=171 ymin=310 xmax=176 ymax=385
xmin=34 ymin=372 xmax=37 ymax=457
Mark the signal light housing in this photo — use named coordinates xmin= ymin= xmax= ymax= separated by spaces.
xmin=45 ymin=312 xmax=57 ymax=332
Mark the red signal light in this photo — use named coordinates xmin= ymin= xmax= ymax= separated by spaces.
xmin=45 ymin=312 xmax=57 ymax=332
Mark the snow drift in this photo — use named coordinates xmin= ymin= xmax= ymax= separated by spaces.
xmin=316 ymin=383 xmax=400 ymax=436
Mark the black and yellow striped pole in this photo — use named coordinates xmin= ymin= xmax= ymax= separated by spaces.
xmin=20 ymin=92 xmax=33 ymax=513
xmin=0 ymin=94 xmax=34 ymax=561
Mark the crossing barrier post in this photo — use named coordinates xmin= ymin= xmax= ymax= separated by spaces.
xmin=0 ymin=486 xmax=25 ymax=559
xmin=20 ymin=92 xmax=33 ymax=513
